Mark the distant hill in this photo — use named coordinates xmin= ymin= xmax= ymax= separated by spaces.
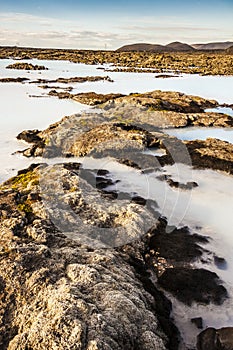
xmin=192 ymin=41 xmax=233 ymax=50
xmin=117 ymin=41 xmax=233 ymax=53
xmin=116 ymin=43 xmax=173 ymax=52
xmin=165 ymin=41 xmax=195 ymax=51
xmin=226 ymin=45 xmax=233 ymax=53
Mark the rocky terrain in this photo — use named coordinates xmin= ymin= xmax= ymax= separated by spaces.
xmin=16 ymin=90 xmax=233 ymax=176
xmin=0 ymin=163 xmax=181 ymax=350
xmin=1 ymin=84 xmax=233 ymax=349
xmin=0 ymin=46 xmax=233 ymax=75
xmin=0 ymin=154 xmax=228 ymax=349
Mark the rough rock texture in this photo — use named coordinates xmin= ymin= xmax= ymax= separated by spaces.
xmin=197 ymin=327 xmax=233 ymax=350
xmin=147 ymin=222 xmax=209 ymax=275
xmin=6 ymin=62 xmax=48 ymax=70
xmin=1 ymin=46 xmax=233 ymax=75
xmin=185 ymin=138 xmax=233 ymax=174
xmin=16 ymin=90 xmax=233 ymax=176
xmin=0 ymin=164 xmax=180 ymax=350
xmin=49 ymin=91 xmax=124 ymax=105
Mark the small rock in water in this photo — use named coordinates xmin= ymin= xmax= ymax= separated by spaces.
xmin=214 ymin=256 xmax=228 ymax=270
xmin=158 ymin=268 xmax=228 ymax=305
xmin=197 ymin=327 xmax=233 ymax=350
xmin=191 ymin=317 xmax=203 ymax=329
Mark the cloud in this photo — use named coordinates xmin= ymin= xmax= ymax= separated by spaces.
xmin=0 ymin=27 xmax=139 ymax=49
xmin=0 ymin=11 xmax=232 ymax=49
xmin=120 ymin=25 xmax=217 ymax=32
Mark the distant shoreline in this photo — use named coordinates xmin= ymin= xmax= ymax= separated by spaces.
xmin=0 ymin=45 xmax=233 ymax=75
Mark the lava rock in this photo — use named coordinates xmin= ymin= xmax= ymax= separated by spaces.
xmin=191 ymin=317 xmax=203 ymax=329
xmin=197 ymin=327 xmax=233 ymax=350
xmin=158 ymin=268 xmax=228 ymax=305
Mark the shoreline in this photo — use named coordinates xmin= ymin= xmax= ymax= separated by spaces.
xmin=1 ymin=46 xmax=233 ymax=76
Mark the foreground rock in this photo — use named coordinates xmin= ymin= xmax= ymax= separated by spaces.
xmin=197 ymin=327 xmax=233 ymax=349
xmin=0 ymin=163 xmax=180 ymax=350
xmin=6 ymin=62 xmax=48 ymax=70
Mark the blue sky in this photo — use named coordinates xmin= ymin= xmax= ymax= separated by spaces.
xmin=0 ymin=0 xmax=232 ymax=49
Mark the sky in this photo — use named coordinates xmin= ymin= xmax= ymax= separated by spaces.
xmin=0 ymin=0 xmax=232 ymax=49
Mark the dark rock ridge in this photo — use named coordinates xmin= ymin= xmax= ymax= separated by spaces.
xmin=0 ymin=163 xmax=180 ymax=350
xmin=30 ymin=75 xmax=114 ymax=84
xmin=0 ymin=161 xmax=226 ymax=349
xmin=144 ymin=219 xmax=227 ymax=306
xmin=158 ymin=138 xmax=233 ymax=175
xmin=155 ymin=74 xmax=180 ymax=78
xmin=49 ymin=90 xmax=124 ymax=105
xmin=0 ymin=46 xmax=233 ymax=75
xmin=0 ymin=77 xmax=29 ymax=83
xmin=147 ymin=223 xmax=208 ymax=272
xmin=185 ymin=138 xmax=233 ymax=175
xmin=6 ymin=62 xmax=48 ymax=70
xmin=158 ymin=268 xmax=227 ymax=305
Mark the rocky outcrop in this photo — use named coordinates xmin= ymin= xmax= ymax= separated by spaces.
xmin=15 ymin=91 xmax=233 ymax=176
xmin=30 ymin=75 xmax=114 ymax=84
xmin=197 ymin=327 xmax=233 ymax=349
xmin=0 ymin=77 xmax=29 ymax=83
xmin=6 ymin=62 xmax=48 ymax=70
xmin=47 ymin=89 xmax=233 ymax=127
xmin=158 ymin=137 xmax=233 ymax=174
xmin=0 ymin=163 xmax=181 ymax=350
xmin=49 ymin=91 xmax=124 ymax=105
xmin=144 ymin=219 xmax=227 ymax=307
xmin=155 ymin=74 xmax=180 ymax=78
xmin=185 ymin=138 xmax=233 ymax=174
xmin=17 ymin=129 xmax=42 ymax=143
xmin=158 ymin=268 xmax=227 ymax=305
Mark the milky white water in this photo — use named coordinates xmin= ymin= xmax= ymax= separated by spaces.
xmin=166 ymin=127 xmax=233 ymax=143
xmin=206 ymin=107 xmax=233 ymax=117
xmin=0 ymin=58 xmax=233 ymax=348
xmin=79 ymin=157 xmax=233 ymax=349
xmin=0 ymin=58 xmax=233 ymax=184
